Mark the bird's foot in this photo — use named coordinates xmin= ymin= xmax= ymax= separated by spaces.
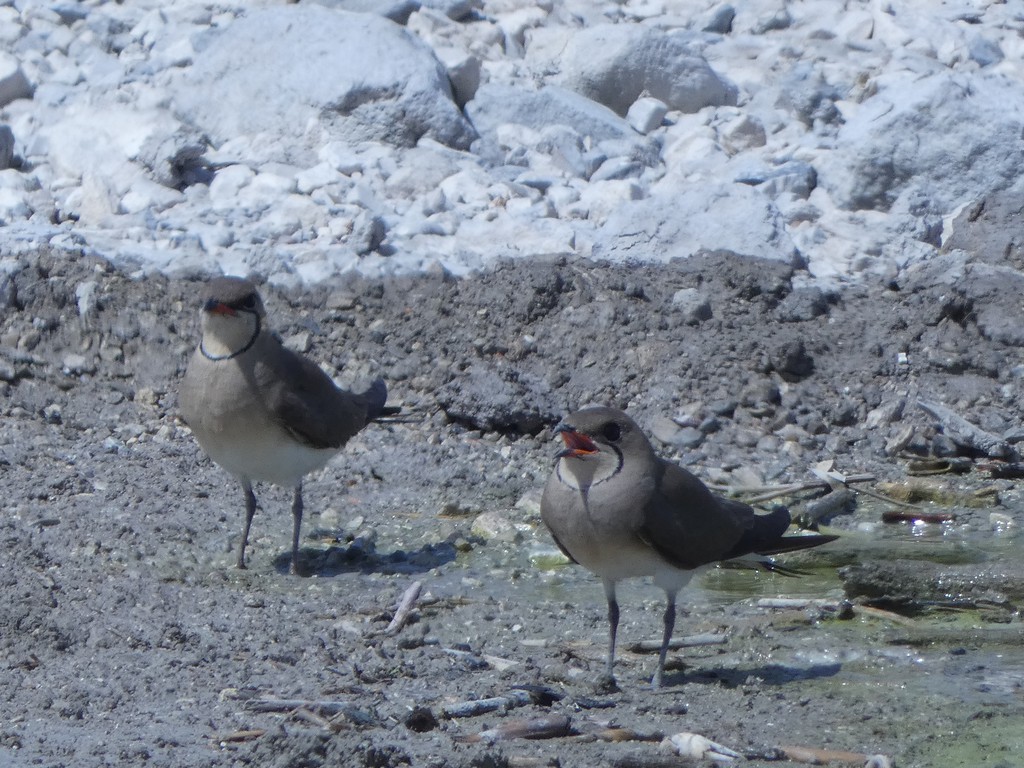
xmin=651 ymin=670 xmax=668 ymax=689
xmin=594 ymin=673 xmax=620 ymax=694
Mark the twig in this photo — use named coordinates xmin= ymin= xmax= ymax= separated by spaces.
xmin=455 ymin=714 xmax=573 ymax=743
xmin=385 ymin=580 xmax=423 ymax=635
xmin=800 ymin=488 xmax=855 ymax=524
xmin=918 ymin=399 xmax=1011 ymax=457
xmin=850 ymin=483 xmax=923 ymax=510
xmin=291 ymin=708 xmax=333 ymax=729
xmin=779 ymin=744 xmax=874 ymax=765
xmin=243 ymin=698 xmax=376 ymax=725
xmin=442 ymin=690 xmax=534 ymax=718
xmin=214 ymin=729 xmax=265 ymax=743
xmin=852 ymin=604 xmax=919 ymax=628
xmin=729 ymin=473 xmax=877 ymax=504
xmin=627 ymin=633 xmax=728 ymax=653
xmin=757 ymin=598 xmax=839 ymax=610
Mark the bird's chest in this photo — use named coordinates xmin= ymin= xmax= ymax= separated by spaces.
xmin=546 ymin=481 xmax=662 ymax=580
xmin=182 ymin=356 xmax=266 ymax=432
xmin=181 ymin=354 xmax=334 ymax=485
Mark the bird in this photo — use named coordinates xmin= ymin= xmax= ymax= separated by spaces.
xmin=179 ymin=276 xmax=395 ymax=574
xmin=540 ymin=406 xmax=837 ymax=688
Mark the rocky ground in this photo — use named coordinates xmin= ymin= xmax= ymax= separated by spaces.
xmin=2 ymin=241 xmax=1024 ymax=767
xmin=2 ymin=0 xmax=1023 ymax=283
xmin=3 ymin=1 xmax=1024 ymax=765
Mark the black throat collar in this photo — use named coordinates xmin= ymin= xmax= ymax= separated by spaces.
xmin=200 ymin=312 xmax=261 ymax=361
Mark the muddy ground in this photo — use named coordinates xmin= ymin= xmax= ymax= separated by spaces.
xmin=2 ymin=237 xmax=1024 ymax=767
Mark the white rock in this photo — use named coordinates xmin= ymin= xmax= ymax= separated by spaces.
xmin=626 ymin=97 xmax=668 ymax=134
xmin=434 ymin=46 xmax=482 ymax=108
xmin=37 ymin=103 xmax=184 ymax=196
xmin=0 ymin=186 xmax=31 ymax=221
xmin=541 ymin=24 xmax=737 ymax=115
xmin=383 ymin=145 xmax=465 ymax=198
xmin=174 ymin=6 xmax=475 ymax=164
xmin=0 ymin=52 xmax=33 ymax=107
xmin=820 ymin=72 xmax=1024 ymax=213
xmin=671 ymin=288 xmax=712 ymax=324
xmin=208 ymin=165 xmax=255 ymax=207
xmin=194 ymin=223 xmax=235 ymax=251
xmin=309 ymin=0 xmax=419 ymax=23
xmin=574 ymin=179 xmax=644 ymax=224
xmin=467 ymin=83 xmax=636 ymax=143
xmin=318 ymin=143 xmax=365 ymax=175
xmin=0 ymin=8 xmax=23 ymax=46
xmin=0 ymin=125 xmax=13 ymax=169
xmin=718 ymin=113 xmax=767 ymax=155
xmin=120 ymin=178 xmax=185 ymax=215
xmin=545 ymin=183 xmax=581 ymax=213
xmin=595 ymin=180 xmax=799 ymax=264
xmin=295 ymin=162 xmax=345 ymax=195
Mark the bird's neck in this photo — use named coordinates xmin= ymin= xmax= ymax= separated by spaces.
xmin=200 ymin=312 xmax=262 ymax=361
xmin=556 ymin=450 xmax=622 ymax=493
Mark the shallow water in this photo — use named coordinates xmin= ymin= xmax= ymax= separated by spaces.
xmin=484 ymin=511 xmax=1024 ymax=767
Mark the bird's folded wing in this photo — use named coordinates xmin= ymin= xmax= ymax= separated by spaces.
xmin=255 ymin=347 xmax=368 ymax=450
xmin=636 ymin=461 xmax=747 ymax=570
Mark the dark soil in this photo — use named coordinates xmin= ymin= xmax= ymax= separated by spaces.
xmin=2 ymin=245 xmax=1023 ymax=767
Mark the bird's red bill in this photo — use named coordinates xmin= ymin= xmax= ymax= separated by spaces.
xmin=205 ymin=301 xmax=237 ymax=316
xmin=560 ymin=430 xmax=598 ymax=457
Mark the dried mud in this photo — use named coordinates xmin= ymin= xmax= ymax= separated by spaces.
xmin=2 ymin=247 xmax=1023 ymax=768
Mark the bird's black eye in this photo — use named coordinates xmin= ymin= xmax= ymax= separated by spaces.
xmin=602 ymin=422 xmax=622 ymax=442
xmin=239 ymin=294 xmax=257 ymax=310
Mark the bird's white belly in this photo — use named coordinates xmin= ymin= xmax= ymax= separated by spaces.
xmin=567 ymin=532 xmax=695 ymax=592
xmin=193 ymin=419 xmax=337 ymax=487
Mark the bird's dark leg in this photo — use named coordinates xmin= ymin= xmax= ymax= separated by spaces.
xmin=237 ymin=481 xmax=257 ymax=569
xmin=599 ymin=579 xmax=620 ymax=691
xmin=290 ymin=482 xmax=304 ymax=575
xmin=653 ymin=589 xmax=679 ymax=688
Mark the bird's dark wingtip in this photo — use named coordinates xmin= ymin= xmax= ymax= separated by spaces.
xmin=755 ymin=532 xmax=839 ymax=556
xmin=361 ymin=378 xmax=390 ymax=420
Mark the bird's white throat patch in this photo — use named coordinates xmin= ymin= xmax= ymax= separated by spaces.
xmin=556 ymin=450 xmax=621 ymax=492
xmin=200 ymin=311 xmax=260 ymax=360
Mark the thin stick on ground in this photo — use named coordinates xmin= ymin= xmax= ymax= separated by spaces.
xmin=385 ymin=579 xmax=423 ymax=635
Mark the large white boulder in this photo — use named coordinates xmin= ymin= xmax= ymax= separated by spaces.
xmin=592 ymin=180 xmax=800 ymax=265
xmin=466 ymin=83 xmax=636 ymax=144
xmin=173 ymin=6 xmax=476 ymax=163
xmin=33 ymin=102 xmax=189 ymax=223
xmin=529 ymin=24 xmax=737 ymax=116
xmin=820 ymin=73 xmax=1024 ymax=213
xmin=0 ymin=52 xmax=33 ymax=108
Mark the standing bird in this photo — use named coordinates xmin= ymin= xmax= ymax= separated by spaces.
xmin=540 ymin=406 xmax=836 ymax=688
xmin=179 ymin=276 xmax=394 ymax=574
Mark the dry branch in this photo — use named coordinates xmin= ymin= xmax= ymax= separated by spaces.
xmin=627 ymin=632 xmax=728 ymax=653
xmin=454 ymin=714 xmax=572 ymax=743
xmin=385 ymin=580 xmax=423 ymax=635
xmin=442 ymin=689 xmax=533 ymax=718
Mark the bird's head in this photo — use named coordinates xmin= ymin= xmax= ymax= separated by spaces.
xmin=197 ymin=276 xmax=266 ymax=360
xmin=553 ymin=407 xmax=652 ymax=489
